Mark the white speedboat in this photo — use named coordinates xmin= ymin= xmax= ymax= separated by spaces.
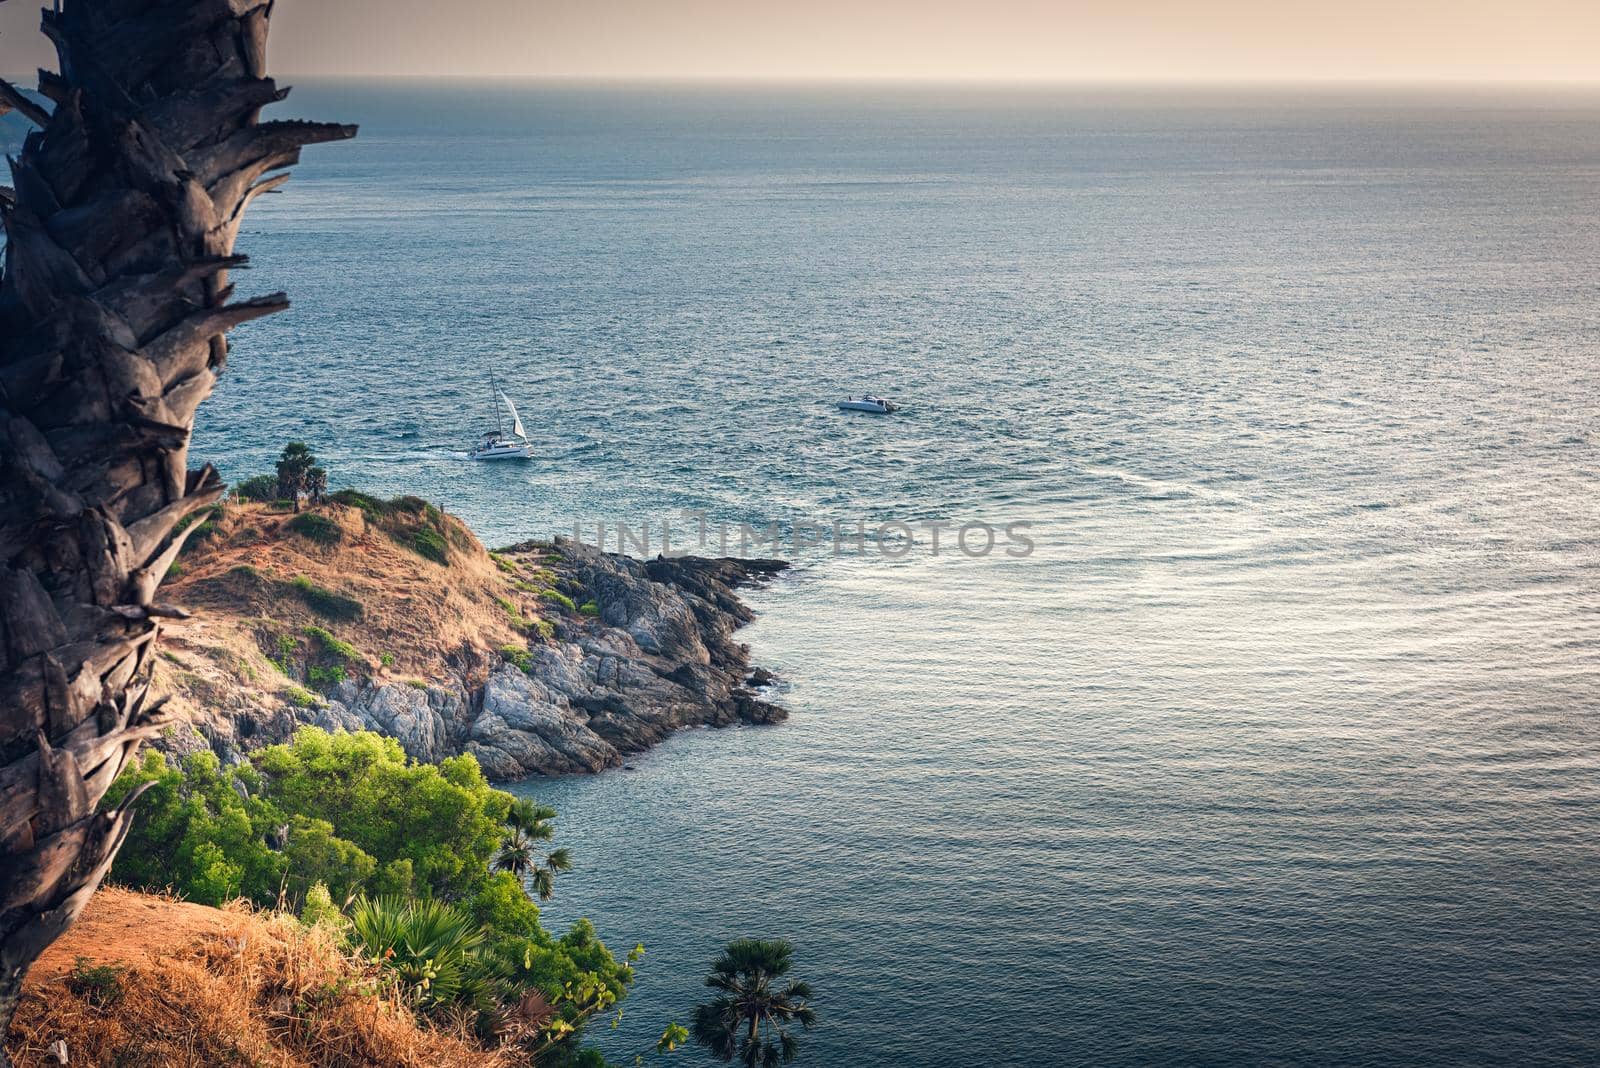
xmin=838 ymin=395 xmax=898 ymax=414
xmin=470 ymin=380 xmax=535 ymax=460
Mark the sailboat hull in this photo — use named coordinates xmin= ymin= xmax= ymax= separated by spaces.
xmin=470 ymin=442 xmax=535 ymax=460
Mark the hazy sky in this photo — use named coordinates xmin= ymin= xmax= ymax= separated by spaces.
xmin=2 ymin=1 xmax=1598 ymax=81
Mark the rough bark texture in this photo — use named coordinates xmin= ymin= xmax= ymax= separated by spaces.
xmin=0 ymin=0 xmax=353 ymax=1052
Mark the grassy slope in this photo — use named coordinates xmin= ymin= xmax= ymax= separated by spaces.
xmin=152 ymin=497 xmax=567 ymax=741
xmin=6 ymin=887 xmax=503 ymax=1067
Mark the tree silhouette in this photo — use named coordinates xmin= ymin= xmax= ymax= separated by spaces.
xmin=275 ymin=441 xmax=316 ymax=509
xmin=692 ymin=939 xmax=817 ymax=1066
xmin=491 ymin=799 xmax=572 ymax=900
xmin=306 ymin=466 xmax=328 ymax=506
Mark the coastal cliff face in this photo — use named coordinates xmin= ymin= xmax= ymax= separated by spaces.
xmin=153 ymin=498 xmax=787 ymax=778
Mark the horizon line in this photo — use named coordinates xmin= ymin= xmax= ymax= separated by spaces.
xmin=256 ymin=71 xmax=1600 ymax=89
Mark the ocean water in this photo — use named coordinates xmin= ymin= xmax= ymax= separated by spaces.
xmin=33 ymin=83 xmax=1600 ymax=1063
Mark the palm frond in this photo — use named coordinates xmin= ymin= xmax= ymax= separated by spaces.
xmin=692 ymin=939 xmax=815 ymax=1064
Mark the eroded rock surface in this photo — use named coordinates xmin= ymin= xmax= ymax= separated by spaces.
xmin=162 ymin=536 xmax=788 ymax=779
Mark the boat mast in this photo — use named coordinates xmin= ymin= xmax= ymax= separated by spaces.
xmin=488 ymin=370 xmax=504 ymax=435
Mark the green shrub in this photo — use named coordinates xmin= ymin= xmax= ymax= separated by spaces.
xmin=230 ymin=563 xmax=261 ymax=580
xmin=493 ymin=596 xmax=534 ymax=630
xmin=287 ymin=512 xmax=341 ymax=546
xmin=390 ymin=495 xmax=430 ymax=514
xmin=329 ymin=489 xmax=390 ymax=519
xmin=66 ymin=957 xmax=125 ymax=1009
xmin=578 ymin=600 xmax=599 ymax=618
xmin=301 ymin=881 xmax=345 ymax=928
xmin=234 ymin=474 xmax=278 ymax=502
xmin=542 ymin=588 xmax=577 ymax=612
xmin=170 ymin=504 xmax=224 ymax=556
xmin=500 ymin=644 xmax=532 ymax=673
xmin=350 ymin=896 xmax=484 ymax=1008
xmin=411 ymin=527 xmax=449 ymax=565
xmin=374 ymin=857 xmax=415 ymax=897
xmin=102 ymin=733 xmax=635 ymax=1055
xmin=380 ymin=652 xmax=395 ymax=667
xmin=534 ymin=619 xmax=555 ymax=641
xmin=308 ymin=664 xmax=347 ymax=688
xmin=303 ymin=625 xmax=359 ymax=662
xmin=284 ymin=684 xmax=318 ymax=708
xmin=405 ymin=679 xmax=429 ymax=691
xmin=489 ymin=553 xmax=517 ymax=575
xmin=289 ymin=576 xmax=363 ymax=621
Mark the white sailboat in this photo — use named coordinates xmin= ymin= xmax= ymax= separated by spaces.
xmin=470 ymin=378 xmax=535 ymax=460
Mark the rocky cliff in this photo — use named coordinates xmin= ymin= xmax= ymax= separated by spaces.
xmin=153 ymin=495 xmax=787 ymax=778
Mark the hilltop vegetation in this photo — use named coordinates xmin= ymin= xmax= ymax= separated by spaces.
xmin=148 ymin=484 xmax=575 ymax=764
xmin=86 ymin=728 xmax=639 ymax=1066
xmin=149 ymin=468 xmax=788 ymax=780
xmin=7 ymin=887 xmax=501 ymax=1068
xmin=5 ymin=456 xmax=804 ymax=1065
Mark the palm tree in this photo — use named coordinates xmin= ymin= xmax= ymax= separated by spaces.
xmin=276 ymin=442 xmax=316 ymax=509
xmin=0 ymin=1 xmax=352 ymax=1050
xmin=691 ymin=939 xmax=817 ymax=1066
xmin=492 ymin=799 xmax=572 ymax=899
xmin=350 ymin=895 xmax=495 ymax=1010
xmin=306 ymin=466 xmax=328 ymax=506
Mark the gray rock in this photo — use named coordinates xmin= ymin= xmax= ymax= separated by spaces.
xmin=344 ymin=682 xmax=449 ymax=763
xmin=167 ymin=544 xmax=791 ymax=781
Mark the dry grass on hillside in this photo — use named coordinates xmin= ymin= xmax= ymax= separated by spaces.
xmin=166 ymin=497 xmax=532 ymax=677
xmin=7 ymin=887 xmax=505 ymax=1068
xmin=147 ymin=497 xmax=566 ymax=741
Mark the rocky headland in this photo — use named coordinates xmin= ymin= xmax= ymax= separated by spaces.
xmin=153 ymin=493 xmax=788 ymax=778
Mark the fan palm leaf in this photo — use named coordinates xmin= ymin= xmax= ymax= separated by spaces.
xmin=692 ymin=939 xmax=816 ymax=1064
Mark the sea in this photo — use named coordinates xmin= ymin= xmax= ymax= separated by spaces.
xmin=22 ymin=82 xmax=1600 ymax=1065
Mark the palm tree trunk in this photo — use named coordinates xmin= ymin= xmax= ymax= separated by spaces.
xmin=0 ymin=0 xmax=353 ymax=1052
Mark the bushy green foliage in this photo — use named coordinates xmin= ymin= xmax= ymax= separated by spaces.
xmin=287 ymin=511 xmax=341 ymax=546
xmin=102 ymin=730 xmax=635 ymax=1058
xmin=233 ymin=474 xmax=278 ymax=502
xmin=301 ymin=881 xmax=345 ymax=928
xmin=500 ymin=644 xmax=533 ymax=673
xmin=412 ymin=527 xmax=449 ymax=565
xmin=101 ymin=751 xmax=283 ymax=906
xmin=308 ymin=663 xmax=347 ymax=688
xmin=284 ymin=684 xmax=319 ymax=708
xmin=67 ymin=958 xmax=125 ymax=1009
xmin=542 ymin=588 xmax=577 ymax=612
xmin=303 ymin=625 xmax=359 ymax=662
xmin=578 ymin=601 xmax=600 ymax=618
xmin=276 ymin=442 xmax=317 ymax=505
xmin=350 ymin=896 xmax=488 ymax=1009
xmin=288 ymin=575 xmax=363 ymax=621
